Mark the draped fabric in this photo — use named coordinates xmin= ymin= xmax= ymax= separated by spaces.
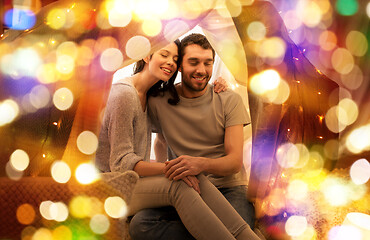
xmin=0 ymin=0 xmax=343 ymax=237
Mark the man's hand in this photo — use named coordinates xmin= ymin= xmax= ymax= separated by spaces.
xmin=164 ymin=155 xmax=206 ymax=180
xmin=181 ymin=175 xmax=201 ymax=194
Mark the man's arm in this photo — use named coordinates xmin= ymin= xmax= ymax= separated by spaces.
xmin=164 ymin=124 xmax=244 ymax=180
xmin=154 ymin=133 xmax=168 ymax=162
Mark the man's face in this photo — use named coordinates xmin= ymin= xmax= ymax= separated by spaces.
xmin=180 ymin=44 xmax=214 ymax=96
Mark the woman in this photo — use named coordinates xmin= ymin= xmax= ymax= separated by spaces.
xmin=95 ymin=40 xmax=260 ymax=240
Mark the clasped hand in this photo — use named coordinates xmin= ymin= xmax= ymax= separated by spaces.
xmin=164 ymin=155 xmax=205 ymax=194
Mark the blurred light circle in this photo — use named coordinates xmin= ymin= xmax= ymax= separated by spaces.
xmin=32 ymin=228 xmax=53 ymax=240
xmin=47 ymin=8 xmax=67 ymax=29
xmin=324 ymin=139 xmax=340 ymax=160
xmin=303 ymin=151 xmax=324 ymax=173
xmin=287 ymin=180 xmax=308 ymax=201
xmin=5 ymin=161 xmax=23 ymax=180
xmin=56 ymin=55 xmax=75 ymax=74
xmin=75 ymin=163 xmax=99 ymax=184
xmin=319 ymin=30 xmax=337 ymax=51
xmin=346 ymin=124 xmax=370 ymax=154
xmin=17 ymin=203 xmax=36 ymax=225
xmin=10 ymin=149 xmax=30 ymax=171
xmin=56 ymin=41 xmax=78 ymax=59
xmin=142 ymin=18 xmax=162 ymax=37
xmin=328 ymin=225 xmax=362 ymax=240
xmin=77 ymin=46 xmax=94 ymax=66
xmin=336 ymin=0 xmax=358 ymax=16
xmin=225 ymin=0 xmax=242 ymax=17
xmin=37 ymin=63 xmax=57 ymax=84
xmin=340 ymin=65 xmax=363 ymax=90
xmin=90 ymin=214 xmax=110 ymax=234
xmin=285 ymin=215 xmax=308 ymax=237
xmin=350 ymin=159 xmax=370 ymax=185
xmin=4 ymin=9 xmax=36 ymax=30
xmin=50 ymin=202 xmax=69 ymax=222
xmin=77 ymin=131 xmax=99 ymax=155
xmin=259 ymin=37 xmax=286 ymax=59
xmin=338 ymin=98 xmax=358 ymax=126
xmin=346 ymin=31 xmax=368 ymax=57
xmin=321 ymin=177 xmax=350 ymax=206
xmin=21 ymin=226 xmax=37 ymax=240
xmin=367 ymin=2 xmax=370 ymax=18
xmin=29 ymin=85 xmax=51 ymax=109
xmin=39 ymin=201 xmax=54 ymax=220
xmin=283 ymin=10 xmax=302 ymax=30
xmin=164 ymin=20 xmax=190 ymax=42
xmin=53 ymin=87 xmax=74 ymax=111
xmin=247 ymin=21 xmax=266 ymax=41
xmin=0 ymin=99 xmax=19 ymax=126
xmin=325 ymin=106 xmax=347 ymax=133
xmin=52 ymin=225 xmax=72 ymax=240
xmin=250 ymin=70 xmax=281 ymax=95
xmin=104 ymin=196 xmax=127 ymax=218
xmin=100 ymin=48 xmax=123 ymax=72
xmin=276 ymin=143 xmax=299 ymax=168
xmin=265 ymin=79 xmax=290 ymax=104
xmin=182 ymin=0 xmax=202 ymax=19
xmin=51 ymin=161 xmax=71 ymax=183
xmin=300 ymin=1 xmax=323 ymax=27
xmin=69 ymin=195 xmax=92 ymax=218
xmin=108 ymin=9 xmax=132 ymax=27
xmin=331 ymin=48 xmax=354 ymax=75
xmin=125 ymin=36 xmax=151 ymax=60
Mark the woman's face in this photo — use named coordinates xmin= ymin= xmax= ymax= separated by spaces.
xmin=147 ymin=42 xmax=178 ymax=82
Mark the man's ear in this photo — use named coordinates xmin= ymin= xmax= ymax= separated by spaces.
xmin=178 ymin=67 xmax=182 ymax=73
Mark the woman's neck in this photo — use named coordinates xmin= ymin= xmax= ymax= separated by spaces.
xmin=131 ymin=71 xmax=158 ymax=96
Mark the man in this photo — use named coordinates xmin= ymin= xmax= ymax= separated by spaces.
xmin=129 ymin=33 xmax=255 ymax=240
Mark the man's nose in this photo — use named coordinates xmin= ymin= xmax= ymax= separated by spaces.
xmin=195 ymin=64 xmax=206 ymax=74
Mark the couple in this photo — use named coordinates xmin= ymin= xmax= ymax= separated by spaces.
xmin=95 ymin=33 xmax=261 ymax=240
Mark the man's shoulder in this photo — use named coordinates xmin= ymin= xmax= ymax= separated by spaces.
xmin=215 ymin=88 xmax=242 ymax=103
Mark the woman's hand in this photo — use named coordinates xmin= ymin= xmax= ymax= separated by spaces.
xmin=213 ymin=77 xmax=228 ymax=93
xmin=181 ymin=175 xmax=201 ymax=194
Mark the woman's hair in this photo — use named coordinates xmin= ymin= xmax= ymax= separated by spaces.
xmin=133 ymin=39 xmax=181 ymax=105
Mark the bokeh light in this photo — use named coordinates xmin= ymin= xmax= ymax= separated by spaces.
xmin=340 ymin=65 xmax=363 ymax=90
xmin=125 ymin=36 xmax=151 ymax=60
xmin=90 ymin=214 xmax=110 ymax=234
xmin=10 ymin=149 xmax=30 ymax=172
xmin=56 ymin=55 xmax=75 ymax=74
xmin=328 ymin=225 xmax=362 ymax=240
xmin=39 ymin=201 xmax=54 ymax=220
xmin=5 ymin=161 xmax=23 ymax=180
xmin=247 ymin=21 xmax=266 ymax=41
xmin=4 ymin=9 xmax=36 ymax=30
xmin=16 ymin=203 xmax=36 ymax=225
xmin=108 ymin=9 xmax=132 ymax=27
xmin=346 ymin=31 xmax=368 ymax=57
xmin=75 ymin=163 xmax=100 ymax=184
xmin=52 ymin=225 xmax=72 ymax=240
xmin=336 ymin=0 xmax=358 ymax=16
xmin=53 ymin=87 xmax=74 ymax=111
xmin=321 ymin=177 xmax=351 ymax=206
xmin=100 ymin=48 xmax=123 ymax=72
xmin=345 ymin=124 xmax=370 ymax=154
xmin=47 ymin=8 xmax=67 ymax=29
xmin=287 ymin=179 xmax=308 ymax=201
xmin=32 ymin=228 xmax=53 ymax=240
xmin=49 ymin=202 xmax=69 ymax=222
xmin=319 ymin=30 xmax=337 ymax=51
xmin=104 ymin=196 xmax=127 ymax=218
xmin=0 ymin=99 xmax=19 ymax=126
xmin=350 ymin=159 xmax=370 ymax=185
xmin=142 ymin=18 xmax=162 ymax=37
xmin=337 ymin=98 xmax=358 ymax=126
xmin=250 ymin=69 xmax=281 ymax=95
xmin=76 ymin=131 xmax=99 ymax=155
xmin=51 ymin=161 xmax=71 ymax=183
xmin=29 ymin=85 xmax=51 ymax=109
xmin=69 ymin=195 xmax=92 ymax=218
xmin=298 ymin=1 xmax=323 ymax=28
xmin=331 ymin=48 xmax=354 ymax=75
xmin=285 ymin=215 xmax=308 ymax=237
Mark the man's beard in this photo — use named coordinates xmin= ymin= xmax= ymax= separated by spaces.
xmin=182 ymin=75 xmax=209 ymax=92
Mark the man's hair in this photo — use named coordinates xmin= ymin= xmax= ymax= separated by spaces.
xmin=180 ymin=33 xmax=215 ymax=64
